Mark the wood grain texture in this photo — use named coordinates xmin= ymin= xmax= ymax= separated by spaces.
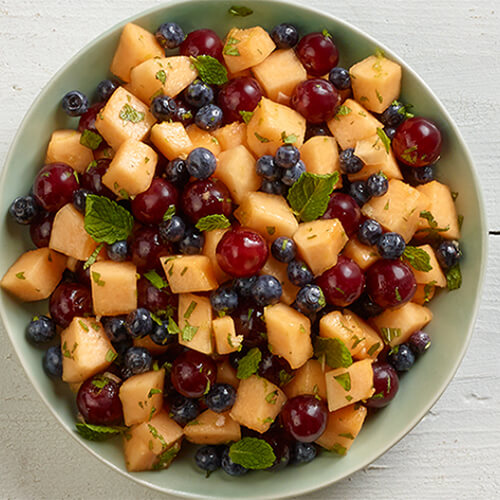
xmin=0 ymin=0 xmax=499 ymax=499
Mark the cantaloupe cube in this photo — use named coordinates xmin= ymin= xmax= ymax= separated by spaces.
xmin=61 ymin=317 xmax=115 ymax=383
xmin=315 ymin=404 xmax=367 ymax=454
xmin=412 ymin=283 xmax=436 ymax=305
xmin=119 ymin=369 xmax=165 ymax=426
xmin=216 ymin=359 xmax=239 ymax=388
xmin=0 ymin=248 xmax=66 ymax=302
xmin=345 ymin=311 xmax=384 ymax=360
xmin=90 ymin=261 xmax=137 ymax=316
xmin=246 ymin=97 xmax=306 ymax=157
xmin=230 ymin=375 xmax=287 ymax=433
xmin=213 ymin=316 xmax=243 ymax=355
xmin=128 ymin=56 xmax=198 ymax=104
xmin=327 ymin=99 xmax=383 ymax=150
xmin=184 ymin=410 xmax=241 ymax=444
xmin=252 ymin=49 xmax=306 ymax=101
xmin=110 ymin=23 xmax=163 ymax=83
xmin=361 ymin=179 xmax=430 ymax=242
xmin=161 ymin=255 xmax=218 ymax=294
xmin=150 ymin=122 xmax=193 ymax=161
xmin=300 ymin=136 xmax=342 ymax=180
xmin=265 ymin=303 xmax=312 ymax=369
xmin=49 ymin=204 xmax=98 ymax=260
xmin=134 ymin=335 xmax=169 ymax=356
xmin=284 ymin=359 xmax=327 ymax=400
xmin=202 ymin=229 xmax=230 ymax=284
xmin=350 ymin=55 xmax=402 ymax=114
xmin=234 ymin=191 xmax=299 ymax=241
xmin=371 ymin=302 xmax=433 ymax=347
xmin=93 ymin=144 xmax=115 ymax=161
xmin=260 ymin=255 xmax=299 ymax=305
xmin=45 ymin=130 xmax=94 ymax=173
xmin=415 ymin=181 xmax=460 ymax=240
xmin=95 ymin=87 xmax=156 ymax=150
xmin=407 ymin=244 xmax=446 ymax=287
xmin=342 ymin=238 xmax=380 ymax=270
xmin=186 ymin=124 xmax=221 ymax=157
xmin=348 ymin=150 xmax=402 ymax=182
xmin=325 ymin=359 xmax=374 ymax=412
xmin=223 ymin=27 xmax=275 ymax=74
xmin=102 ymin=138 xmax=157 ymax=198
xmin=177 ymin=293 xmax=213 ymax=354
xmin=212 ymin=122 xmax=248 ymax=151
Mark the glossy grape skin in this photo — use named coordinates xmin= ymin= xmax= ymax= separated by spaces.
xmin=49 ymin=282 xmax=93 ymax=328
xmin=263 ymin=428 xmax=292 ymax=471
xmin=171 ymin=350 xmax=217 ymax=398
xmin=80 ymin=159 xmax=114 ymax=197
xmin=131 ymin=227 xmax=172 ymax=272
xmin=30 ymin=212 xmax=54 ymax=248
xmin=231 ymin=303 xmax=267 ymax=348
xmin=321 ymin=193 xmax=362 ymax=236
xmin=181 ymin=178 xmax=232 ymax=223
xmin=33 ymin=163 xmax=79 ymax=212
xmin=281 ymin=395 xmax=328 ymax=442
xmin=131 ymin=178 xmax=179 ymax=225
xmin=365 ymin=362 xmax=399 ymax=408
xmin=180 ymin=29 xmax=224 ymax=62
xmin=136 ymin=277 xmax=177 ymax=316
xmin=258 ymin=349 xmax=293 ymax=386
xmin=78 ymin=102 xmax=105 ymax=133
xmin=291 ymin=79 xmax=340 ymax=123
xmin=296 ymin=32 xmax=339 ymax=76
xmin=217 ymin=77 xmax=263 ymax=123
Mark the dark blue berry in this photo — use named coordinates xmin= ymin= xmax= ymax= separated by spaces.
xmin=159 ymin=215 xmax=186 ymax=243
xmin=366 ymin=173 xmax=388 ymax=197
xmin=72 ymin=188 xmax=90 ymax=213
xmin=175 ymin=101 xmax=194 ymax=126
xmin=221 ymin=446 xmax=248 ymax=476
xmin=358 ymin=218 xmax=383 ymax=245
xmin=123 ymin=346 xmax=153 ymax=375
xmin=387 ymin=343 xmax=415 ymax=372
xmin=9 ymin=195 xmax=39 ymax=224
xmin=305 ymin=123 xmax=332 ymax=141
xmin=184 ymin=80 xmax=214 ymax=108
xmin=271 ymin=23 xmax=299 ymax=49
xmin=26 ymin=315 xmax=56 ymax=344
xmin=150 ymin=95 xmax=178 ymax=121
xmin=436 ymin=240 xmax=460 ymax=269
xmin=348 ymin=180 xmax=371 ymax=206
xmin=42 ymin=346 xmax=63 ymax=378
xmin=380 ymin=102 xmax=405 ymax=128
xmin=170 ymin=394 xmax=200 ymax=425
xmin=290 ymin=441 xmax=317 ymax=464
xmin=186 ymin=147 xmax=217 ymax=180
xmin=210 ymin=286 xmax=238 ymax=313
xmin=377 ymin=232 xmax=406 ymax=259
xmin=195 ymin=104 xmax=223 ymax=131
xmin=165 ymin=158 xmax=190 ymax=186
xmin=155 ymin=22 xmax=185 ymax=49
xmin=405 ymin=164 xmax=434 ymax=185
xmin=295 ymin=284 xmax=326 ymax=314
xmin=107 ymin=240 xmax=128 ymax=262
xmin=96 ymin=79 xmax=118 ymax=102
xmin=112 ymin=337 xmax=133 ymax=358
xmin=179 ymin=227 xmax=205 ymax=254
xmin=256 ymin=155 xmax=280 ymax=180
xmin=251 ymin=275 xmax=282 ymax=306
xmin=62 ymin=90 xmax=89 ymax=116
xmin=205 ymin=383 xmax=236 ymax=413
xmin=233 ymin=276 xmax=257 ymax=297
xmin=339 ymin=148 xmax=364 ymax=174
xmin=275 ymin=145 xmax=300 ymax=169
xmin=384 ymin=126 xmax=397 ymax=140
xmin=328 ymin=67 xmax=351 ymax=90
xmin=271 ymin=236 xmax=296 ymax=263
xmin=408 ymin=331 xmax=431 ymax=356
xmin=287 ymin=259 xmax=313 ymax=287
xmin=281 ymin=160 xmax=305 ymax=186
xmin=260 ymin=179 xmax=288 ymax=195
xmin=350 ymin=293 xmax=384 ymax=319
xmin=150 ymin=320 xmax=175 ymax=346
xmin=102 ymin=316 xmax=129 ymax=343
xmin=195 ymin=445 xmax=221 ymax=473
xmin=126 ymin=308 xmax=153 ymax=338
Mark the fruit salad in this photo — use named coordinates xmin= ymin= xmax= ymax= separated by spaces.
xmin=1 ymin=9 xmax=463 ymax=477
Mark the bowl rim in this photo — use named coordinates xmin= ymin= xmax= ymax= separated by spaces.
xmin=0 ymin=0 xmax=488 ymax=498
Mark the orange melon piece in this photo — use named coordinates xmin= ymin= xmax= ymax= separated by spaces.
xmin=178 ymin=293 xmax=213 ymax=354
xmin=45 ymin=130 xmax=95 ymax=173
xmin=260 ymin=255 xmax=299 ymax=305
xmin=412 ymin=283 xmax=436 ymax=305
xmin=213 ymin=316 xmax=243 ymax=355
xmin=134 ymin=335 xmax=169 ymax=356
xmin=184 ymin=410 xmax=241 ymax=444
xmin=300 ymin=136 xmax=342 ymax=179
xmin=342 ymin=238 xmax=380 ymax=270
xmin=150 ymin=122 xmax=193 ymax=161
xmin=212 ymin=122 xmax=248 ymax=151
xmin=407 ymin=244 xmax=446 ymax=287
xmin=186 ymin=124 xmax=221 ymax=157
xmin=284 ymin=359 xmax=327 ymax=400
xmin=216 ymin=359 xmax=240 ymax=388
xmin=161 ymin=255 xmax=218 ymax=294
xmin=348 ymin=152 xmax=402 ymax=183
xmin=202 ymin=228 xmax=230 ymax=284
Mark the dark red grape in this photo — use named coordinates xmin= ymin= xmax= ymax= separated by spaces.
xmin=182 ymin=178 xmax=232 ymax=223
xmin=263 ymin=428 xmax=292 ymax=471
xmin=78 ymin=102 xmax=105 ymax=133
xmin=296 ymin=32 xmax=339 ymax=76
xmin=137 ymin=277 xmax=177 ymax=316
xmin=33 ymin=163 xmax=79 ymax=212
xmin=49 ymin=282 xmax=92 ymax=328
xmin=74 ymin=261 xmax=91 ymax=287
xmin=258 ymin=349 xmax=293 ymax=386
xmin=180 ymin=29 xmax=224 ymax=62
xmin=131 ymin=227 xmax=172 ymax=272
xmin=217 ymin=77 xmax=263 ymax=123
xmin=321 ymin=193 xmax=362 ymax=236
xmin=281 ymin=395 xmax=328 ymax=442
xmin=291 ymin=79 xmax=340 ymax=123
xmin=171 ymin=350 xmax=217 ymax=398
xmin=365 ymin=362 xmax=399 ymax=408
xmin=230 ymin=303 xmax=267 ymax=348
xmin=80 ymin=159 xmax=114 ymax=198
xmin=131 ymin=178 xmax=179 ymax=225
xmin=30 ymin=212 xmax=54 ymax=248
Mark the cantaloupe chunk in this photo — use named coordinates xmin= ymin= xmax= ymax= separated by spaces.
xmin=161 ymin=255 xmax=218 ymax=294
xmin=325 ymin=359 xmax=374 ymax=412
xmin=49 ymin=204 xmax=98 ymax=260
xmin=186 ymin=124 xmax=221 ymax=157
xmin=252 ymin=49 xmax=306 ymax=101
xmin=246 ymin=97 xmax=306 ymax=157
xmin=0 ymin=248 xmax=66 ymax=302
xmin=284 ymin=359 xmax=327 ymax=400
xmin=213 ymin=316 xmax=243 ymax=355
xmin=415 ymin=181 xmax=460 ymax=240
xmin=184 ymin=410 xmax=241 ymax=444
xmin=300 ymin=136 xmax=342 ymax=180
xmin=230 ymin=375 xmax=287 ymax=433
xmin=265 ymin=303 xmax=312 ymax=369
xmin=95 ymin=87 xmax=156 ymax=150
xmin=90 ymin=261 xmax=137 ymax=316
xmin=348 ymin=151 xmax=402 ymax=182
xmin=150 ymin=122 xmax=193 ymax=161
xmin=110 ymin=23 xmax=164 ymax=83
xmin=216 ymin=359 xmax=239 ymax=388
xmin=260 ymin=255 xmax=299 ymax=305
xmin=94 ymin=144 xmax=115 ymax=161
xmin=350 ymin=55 xmax=402 ymax=114
xmin=315 ymin=404 xmax=367 ymax=454
xmin=212 ymin=122 xmax=248 ymax=151
xmin=371 ymin=302 xmax=433 ymax=347
xmin=361 ymin=179 xmax=430 ymax=242
xmin=177 ymin=293 xmax=213 ymax=354
xmin=119 ymin=369 xmax=165 ymax=426
xmin=342 ymin=238 xmax=380 ymax=270
xmin=215 ymin=145 xmax=260 ymax=204
xmin=412 ymin=283 xmax=436 ymax=305
xmin=134 ymin=335 xmax=169 ymax=356
xmin=202 ymin=229 xmax=230 ymax=284
xmin=407 ymin=244 xmax=446 ymax=287
xmin=223 ymin=27 xmax=275 ymax=74
xmin=102 ymin=138 xmax=157 ymax=198
xmin=234 ymin=191 xmax=299 ymax=241
xmin=45 ymin=130 xmax=95 ymax=173
xmin=61 ymin=317 xmax=115 ymax=383
xmin=327 ymin=99 xmax=383 ymax=150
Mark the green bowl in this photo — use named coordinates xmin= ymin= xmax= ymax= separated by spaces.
xmin=0 ymin=0 xmax=487 ymax=498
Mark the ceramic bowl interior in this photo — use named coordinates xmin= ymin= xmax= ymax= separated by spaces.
xmin=0 ymin=0 xmax=487 ymax=498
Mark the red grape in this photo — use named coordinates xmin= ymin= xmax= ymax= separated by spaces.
xmin=217 ymin=77 xmax=263 ymax=123
xmin=296 ymin=32 xmax=339 ymax=76
xmin=281 ymin=395 xmax=328 ymax=442
xmin=33 ymin=163 xmax=79 ymax=212
xmin=171 ymin=350 xmax=217 ymax=398
xmin=30 ymin=212 xmax=54 ymax=248
xmin=180 ymin=29 xmax=224 ymax=62
xmin=131 ymin=227 xmax=172 ymax=272
xmin=365 ymin=362 xmax=399 ymax=408
xmin=131 ymin=178 xmax=179 ymax=225
xmin=182 ymin=178 xmax=232 ymax=223
xmin=321 ymin=193 xmax=362 ymax=236
xmin=291 ymin=79 xmax=340 ymax=123
xmin=49 ymin=282 xmax=92 ymax=328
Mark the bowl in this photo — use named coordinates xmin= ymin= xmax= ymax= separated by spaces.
xmin=0 ymin=0 xmax=487 ymax=498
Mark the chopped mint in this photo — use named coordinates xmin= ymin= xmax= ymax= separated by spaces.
xmin=314 ymin=337 xmax=353 ymax=369
xmin=236 ymin=347 xmax=261 ymax=380
xmin=119 ymin=103 xmax=145 ymax=123
xmin=80 ymin=129 xmax=103 ymax=150
xmin=228 ymin=5 xmax=253 ymax=16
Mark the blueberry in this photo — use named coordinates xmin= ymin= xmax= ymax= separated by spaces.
xmin=179 ymin=227 xmax=205 ymax=254
xmin=380 ymin=102 xmax=405 ymax=128
xmin=251 ymin=275 xmax=282 ymax=306
xmin=366 ymin=173 xmax=388 ymax=197
xmin=384 ymin=126 xmax=397 ymax=140
xmin=159 ymin=215 xmax=186 ymax=243
xmin=165 ymin=158 xmax=190 ymax=186
xmin=408 ymin=331 xmax=431 ymax=356
xmin=184 ymin=80 xmax=214 ymax=108
xmin=112 ymin=337 xmax=133 ymax=358
xmin=287 ymin=259 xmax=313 ymax=287
xmin=377 ymin=232 xmax=406 ymax=259
xmin=195 ymin=104 xmax=223 ymax=131
xmin=350 ymin=293 xmax=384 ymax=319
xmin=150 ymin=320 xmax=176 ymax=346
xmin=270 ymin=23 xmax=299 ymax=49
xmin=96 ymin=79 xmax=118 ymax=102
xmin=26 ymin=315 xmax=56 ymax=344
xmin=221 ymin=446 xmax=248 ymax=476
xmin=260 ymin=179 xmax=288 ymax=195
xmin=271 ymin=236 xmax=296 ymax=263
xmin=150 ymin=95 xmax=178 ymax=121
xmin=155 ymin=22 xmax=185 ymax=49
xmin=275 ymin=145 xmax=300 ymax=169
xmin=170 ymin=394 xmax=200 ymax=425
xmin=305 ymin=123 xmax=332 ymax=141
xmin=295 ymin=284 xmax=326 ymax=314
xmin=126 ymin=308 xmax=153 ymax=338
xmin=72 ymin=188 xmax=90 ymax=213
xmin=290 ymin=442 xmax=317 ymax=464
xmin=233 ymin=276 xmax=257 ymax=297
xmin=328 ymin=67 xmax=351 ymax=90
xmin=281 ymin=160 xmax=305 ymax=186
xmin=107 ymin=240 xmax=128 ymax=262
xmin=175 ymin=101 xmax=195 ymax=126
xmin=62 ymin=90 xmax=89 ymax=116
xmin=348 ymin=180 xmax=371 ymax=206
xmin=8 ymin=195 xmax=39 ymax=224
xmin=339 ymin=148 xmax=364 ymax=174
xmin=405 ymin=165 xmax=434 ymax=185
xmin=358 ymin=219 xmax=383 ymax=245
xmin=42 ymin=346 xmax=63 ymax=378
xmin=205 ymin=383 xmax=237 ymax=413
xmin=102 ymin=316 xmax=129 ymax=343
xmin=436 ymin=240 xmax=461 ymax=269
xmin=195 ymin=445 xmax=221 ymax=473
xmin=256 ymin=155 xmax=280 ymax=180
xmin=123 ymin=346 xmax=153 ymax=375
xmin=186 ymin=147 xmax=217 ymax=180
xmin=210 ymin=286 xmax=239 ymax=313
xmin=387 ymin=343 xmax=415 ymax=372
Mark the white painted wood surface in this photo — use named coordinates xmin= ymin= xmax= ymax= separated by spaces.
xmin=0 ymin=0 xmax=499 ymax=498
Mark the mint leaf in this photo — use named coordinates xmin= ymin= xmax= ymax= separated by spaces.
xmin=281 ymin=131 xmax=297 ymax=144
xmin=334 ymin=372 xmax=351 ymax=391
xmin=380 ymin=327 xmax=402 ymax=344
xmin=119 ymin=103 xmax=145 ymax=123
xmin=423 ymin=280 xmax=437 ymax=303
xmin=376 ymin=127 xmax=391 ymax=153
xmin=15 ymin=272 xmax=25 ymax=280
xmin=181 ymin=322 xmax=199 ymax=342
xmin=239 ymin=110 xmax=253 ymax=124
xmin=83 ymin=243 xmax=104 ymax=270
xmin=236 ymin=347 xmax=261 ymax=379
xmin=446 ymin=264 xmax=462 ymax=291
xmin=402 ymin=246 xmax=432 ymax=272
xmin=229 ymin=437 xmax=276 ymax=469
xmin=313 ymin=337 xmax=352 ymax=369
xmin=80 ymin=129 xmax=103 ymax=150
xmin=287 ymin=172 xmax=339 ymax=222
xmin=195 ymin=214 xmax=231 ymax=231
xmin=392 ymin=100 xmax=414 ymax=119
xmin=155 ymin=69 xmax=166 ymax=85
xmin=163 ymin=204 xmax=176 ymax=222
xmin=418 ymin=210 xmax=450 ymax=236
xmin=84 ymin=194 xmax=134 ymax=244
xmin=254 ymin=132 xmax=270 ymax=143
xmin=191 ymin=55 xmax=228 ymax=86
xmin=330 ymin=443 xmax=347 ymax=455
xmin=335 ymin=104 xmax=352 ymax=119
xmin=228 ymin=5 xmax=253 ymax=16
xmin=322 ymin=29 xmax=332 ymax=39
xmin=144 ymin=270 xmax=168 ymax=290
xmin=75 ymin=422 xmax=126 ymax=441
xmin=367 ymin=342 xmax=381 ymax=357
